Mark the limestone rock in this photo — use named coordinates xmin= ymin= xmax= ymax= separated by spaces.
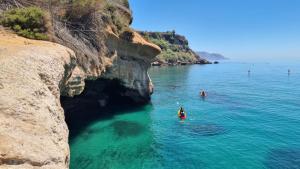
xmin=0 ymin=25 xmax=160 ymax=168
xmin=0 ymin=1 xmax=161 ymax=168
xmin=103 ymin=30 xmax=161 ymax=102
xmin=0 ymin=29 xmax=77 ymax=169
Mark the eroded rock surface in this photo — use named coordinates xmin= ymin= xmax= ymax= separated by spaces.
xmin=0 ymin=30 xmax=76 ymax=169
xmin=0 ymin=24 xmax=160 ymax=169
xmin=0 ymin=1 xmax=161 ymax=168
xmin=103 ymin=30 xmax=160 ymax=102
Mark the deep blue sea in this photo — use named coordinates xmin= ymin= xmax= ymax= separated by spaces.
xmin=70 ymin=61 xmax=300 ymax=169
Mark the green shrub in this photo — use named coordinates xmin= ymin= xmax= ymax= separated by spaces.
xmin=67 ymin=0 xmax=103 ymax=19
xmin=140 ymin=31 xmax=198 ymax=63
xmin=150 ymin=38 xmax=169 ymax=50
xmin=0 ymin=7 xmax=49 ymax=40
xmin=104 ymin=3 xmax=128 ymax=34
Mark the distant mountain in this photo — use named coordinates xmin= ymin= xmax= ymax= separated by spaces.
xmin=196 ymin=51 xmax=227 ymax=61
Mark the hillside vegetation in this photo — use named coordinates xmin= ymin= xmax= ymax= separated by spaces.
xmin=140 ymin=31 xmax=209 ymax=64
xmin=0 ymin=6 xmax=49 ymax=40
xmin=0 ymin=0 xmax=135 ymax=72
xmin=0 ymin=0 xmax=131 ymax=38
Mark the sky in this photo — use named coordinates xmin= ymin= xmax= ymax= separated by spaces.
xmin=129 ymin=0 xmax=300 ymax=61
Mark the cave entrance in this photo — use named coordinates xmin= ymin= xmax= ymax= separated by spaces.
xmin=61 ymin=78 xmax=140 ymax=140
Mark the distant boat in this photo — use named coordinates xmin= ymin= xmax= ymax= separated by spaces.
xmin=151 ymin=61 xmax=162 ymax=66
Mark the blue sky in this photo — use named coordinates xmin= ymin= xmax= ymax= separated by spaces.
xmin=129 ymin=0 xmax=300 ymax=61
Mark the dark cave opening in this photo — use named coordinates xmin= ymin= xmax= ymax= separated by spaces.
xmin=61 ymin=78 xmax=147 ymax=140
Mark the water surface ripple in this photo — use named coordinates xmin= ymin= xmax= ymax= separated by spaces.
xmin=70 ymin=62 xmax=300 ymax=169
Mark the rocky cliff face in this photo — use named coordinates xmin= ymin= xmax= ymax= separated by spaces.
xmin=0 ymin=0 xmax=160 ymax=168
xmin=0 ymin=30 xmax=74 ymax=169
xmin=139 ymin=31 xmax=210 ymax=64
xmin=49 ymin=0 xmax=160 ymax=102
xmin=103 ymin=30 xmax=159 ymax=102
xmin=0 ymin=0 xmax=161 ymax=101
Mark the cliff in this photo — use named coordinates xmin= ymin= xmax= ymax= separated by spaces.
xmin=139 ymin=31 xmax=210 ymax=65
xmin=0 ymin=29 xmax=74 ymax=169
xmin=0 ymin=0 xmax=160 ymax=168
xmin=0 ymin=0 xmax=161 ymax=101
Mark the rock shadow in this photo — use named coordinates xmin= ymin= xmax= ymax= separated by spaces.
xmin=61 ymin=78 xmax=150 ymax=141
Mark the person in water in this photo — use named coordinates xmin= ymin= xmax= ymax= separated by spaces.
xmin=200 ymin=90 xmax=207 ymax=97
xmin=179 ymin=107 xmax=185 ymax=118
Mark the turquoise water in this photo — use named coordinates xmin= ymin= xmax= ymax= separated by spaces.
xmin=70 ymin=62 xmax=300 ymax=169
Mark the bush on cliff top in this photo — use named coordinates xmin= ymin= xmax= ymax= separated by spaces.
xmin=65 ymin=0 xmax=129 ymax=34
xmin=67 ymin=0 xmax=104 ymax=19
xmin=0 ymin=7 xmax=49 ymax=40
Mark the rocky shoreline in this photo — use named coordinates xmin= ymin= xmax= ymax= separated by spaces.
xmin=151 ymin=59 xmax=212 ymax=66
xmin=0 ymin=1 xmax=215 ymax=169
xmin=0 ymin=0 xmax=161 ymax=168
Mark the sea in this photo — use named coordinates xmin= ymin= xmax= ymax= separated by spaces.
xmin=69 ymin=61 xmax=300 ymax=169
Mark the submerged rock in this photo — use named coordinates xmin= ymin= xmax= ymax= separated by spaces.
xmin=111 ymin=121 xmax=145 ymax=138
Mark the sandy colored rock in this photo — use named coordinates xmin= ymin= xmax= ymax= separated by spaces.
xmin=0 ymin=24 xmax=161 ymax=168
xmin=103 ymin=29 xmax=161 ymax=102
xmin=0 ymin=29 xmax=77 ymax=169
xmin=0 ymin=1 xmax=161 ymax=167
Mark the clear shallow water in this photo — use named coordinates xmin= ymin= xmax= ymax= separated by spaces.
xmin=70 ymin=62 xmax=300 ymax=169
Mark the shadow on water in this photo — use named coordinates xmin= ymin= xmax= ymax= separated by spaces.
xmin=265 ymin=148 xmax=300 ymax=169
xmin=62 ymin=78 xmax=167 ymax=169
xmin=61 ymin=78 xmax=150 ymax=141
